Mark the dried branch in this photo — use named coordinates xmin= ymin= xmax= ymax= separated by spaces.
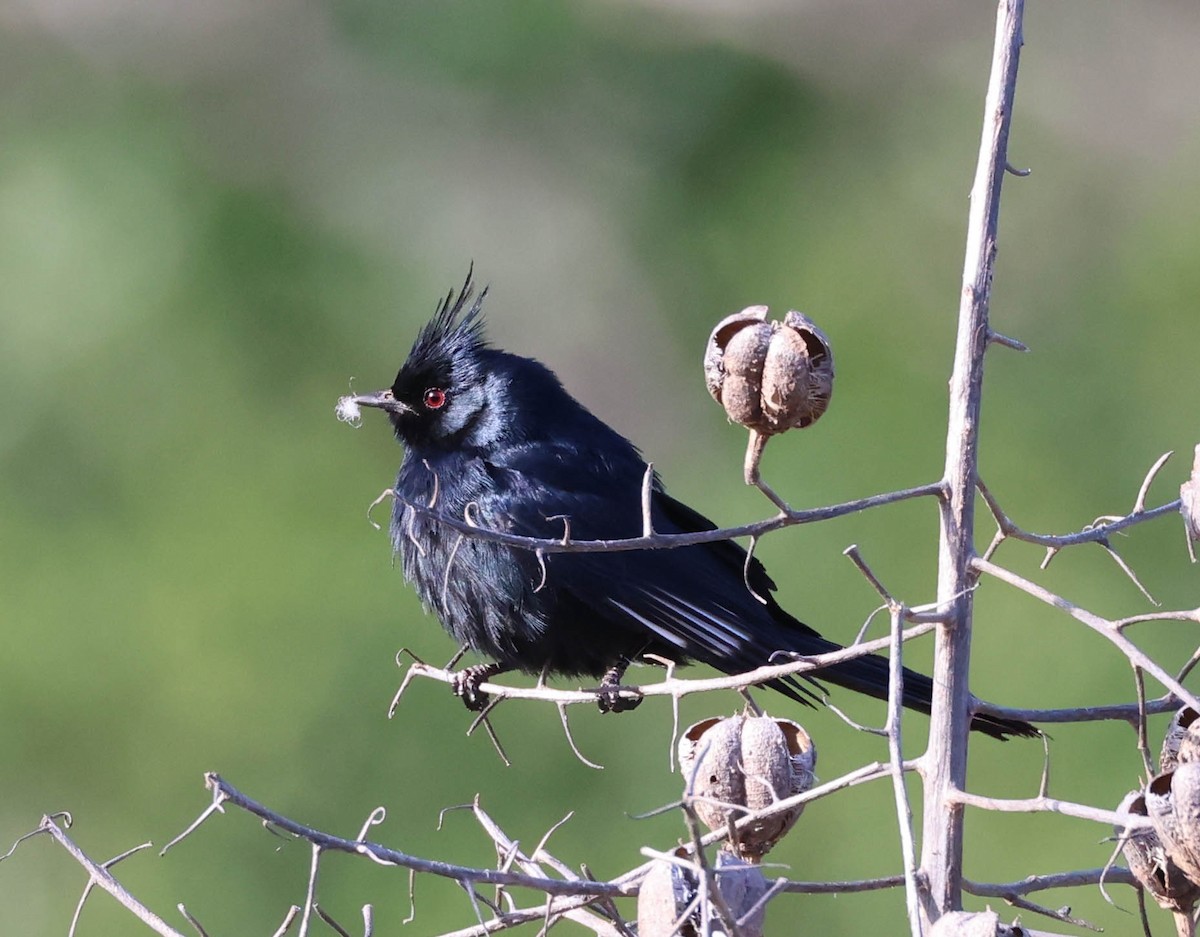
xmin=921 ymin=0 xmax=1026 ymax=923
xmin=388 ymin=480 xmax=945 ymax=557
xmin=1114 ymin=608 xmax=1200 ymax=634
xmin=17 ymin=814 xmax=186 ymax=937
xmin=390 ymin=621 xmax=940 ymax=719
xmin=948 ymin=790 xmax=1153 ymax=829
xmin=971 ymin=557 xmax=1200 ymax=714
xmin=884 ymin=604 xmax=924 ymax=936
xmin=195 ymin=774 xmax=635 ymax=900
xmin=964 ymin=866 xmax=1138 ymax=897
xmin=776 ymin=875 xmax=906 ymax=894
xmin=465 ymin=802 xmax=628 ymax=936
xmin=176 ymin=902 xmax=211 ymax=937
xmin=973 ymin=695 xmax=1183 ymax=726
xmin=977 ymin=465 xmax=1182 ymax=560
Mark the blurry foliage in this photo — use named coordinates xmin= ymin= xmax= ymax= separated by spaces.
xmin=1 ymin=1 xmax=1199 ymax=934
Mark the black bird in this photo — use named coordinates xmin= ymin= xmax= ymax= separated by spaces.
xmin=345 ymin=275 xmax=1037 ymax=740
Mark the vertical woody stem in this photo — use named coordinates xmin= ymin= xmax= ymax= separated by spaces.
xmin=919 ymin=0 xmax=1025 ymax=927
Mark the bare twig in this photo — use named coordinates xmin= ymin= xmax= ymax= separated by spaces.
xmin=640 ymin=463 xmax=655 ymax=538
xmin=195 ymin=775 xmax=634 ymax=900
xmin=921 ymin=3 xmax=1026 ymax=924
xmin=964 ymin=866 xmax=1138 ymax=896
xmin=1133 ymin=667 xmax=1154 ymax=780
xmin=160 ymin=782 xmax=228 ymax=857
xmin=177 ymin=904 xmax=212 ymax=937
xmin=36 ymin=814 xmax=187 ymax=937
xmin=988 ymin=329 xmax=1029 ymax=351
xmin=1098 ymin=538 xmax=1160 ymax=605
xmin=947 ymin=790 xmax=1152 ymax=829
xmin=466 ymin=803 xmax=625 ymax=937
xmin=313 ymin=904 xmax=358 ymax=937
xmin=556 ymin=703 xmax=604 ymax=770
xmin=270 ymin=906 xmax=301 ymax=937
xmin=976 ymin=473 xmax=1182 ymax=560
xmin=843 ymin=544 xmax=898 ymax=608
xmin=972 ymin=695 xmax=1182 ymax=725
xmin=391 ymin=620 xmax=938 ymax=716
xmin=391 ymin=481 xmax=945 ymax=556
xmin=990 ymin=893 xmax=1100 ymax=932
xmin=971 ymin=556 xmax=1200 ymax=714
xmin=299 ymin=843 xmax=321 ymax=937
xmin=883 ymin=604 xmax=923 ymax=937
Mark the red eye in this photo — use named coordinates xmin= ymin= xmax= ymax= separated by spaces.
xmin=423 ymin=387 xmax=447 ymax=410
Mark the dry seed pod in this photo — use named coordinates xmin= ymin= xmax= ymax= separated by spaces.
xmin=711 ymin=852 xmax=768 ymax=937
xmin=677 ymin=715 xmax=816 ymax=859
xmin=1115 ymin=790 xmax=1200 ymax=912
xmin=704 ymin=306 xmax=835 ymax=436
xmin=1182 ymin=444 xmax=1200 ymax=563
xmin=1162 ymin=708 xmax=1200 ymax=773
xmin=1147 ymin=767 xmax=1200 ymax=886
xmin=1181 ymin=724 xmax=1200 ymax=766
xmin=637 ymin=853 xmax=695 ymax=937
xmin=636 ymin=853 xmax=768 ymax=937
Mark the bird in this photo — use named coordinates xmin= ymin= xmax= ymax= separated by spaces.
xmin=343 ymin=273 xmax=1037 ymax=740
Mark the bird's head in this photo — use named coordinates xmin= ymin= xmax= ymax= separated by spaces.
xmin=348 ymin=273 xmax=493 ymax=450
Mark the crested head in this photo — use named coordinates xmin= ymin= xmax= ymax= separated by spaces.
xmin=344 ymin=268 xmax=615 ymax=455
xmin=405 ymin=272 xmax=489 ymax=382
xmin=383 ymin=271 xmax=496 ymax=449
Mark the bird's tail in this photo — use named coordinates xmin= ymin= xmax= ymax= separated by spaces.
xmin=766 ymin=634 xmax=1039 ymax=741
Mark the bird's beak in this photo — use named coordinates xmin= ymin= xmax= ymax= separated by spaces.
xmin=349 ymin=389 xmax=414 ymax=414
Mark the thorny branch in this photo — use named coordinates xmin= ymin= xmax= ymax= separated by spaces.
xmin=0 ymin=814 xmax=186 ymax=937
xmin=198 ymin=774 xmax=634 ymax=901
xmin=919 ymin=0 xmax=1025 ymax=922
xmin=5 ymin=767 xmax=1153 ymax=937
xmin=978 ymin=452 xmax=1185 ymax=603
xmin=971 ymin=557 xmax=1200 ymax=716
xmin=979 ymin=453 xmax=1182 ymax=558
xmin=382 ymin=454 xmax=1185 ymax=569
xmin=390 ymin=480 xmax=946 ymax=555
xmin=391 ymin=620 xmax=942 ymax=721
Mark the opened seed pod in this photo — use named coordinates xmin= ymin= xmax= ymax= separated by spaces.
xmin=711 ymin=852 xmax=768 ymax=937
xmin=1116 ymin=790 xmax=1200 ymax=912
xmin=677 ymin=715 xmax=816 ymax=859
xmin=1181 ymin=445 xmax=1200 ymax=561
xmin=704 ymin=307 xmax=834 ymax=436
xmin=1147 ymin=767 xmax=1200 ymax=886
xmin=637 ymin=852 xmax=696 ymax=937
xmin=637 ymin=852 xmax=768 ymax=937
xmin=1162 ymin=708 xmax=1200 ymax=773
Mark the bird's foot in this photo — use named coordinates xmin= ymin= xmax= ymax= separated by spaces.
xmin=595 ymin=663 xmax=643 ymax=714
xmin=451 ymin=663 xmax=504 ymax=712
xmin=597 ymin=685 xmax=642 ymax=713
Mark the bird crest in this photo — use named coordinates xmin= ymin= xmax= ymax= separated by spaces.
xmin=405 ymin=269 xmax=489 ymax=375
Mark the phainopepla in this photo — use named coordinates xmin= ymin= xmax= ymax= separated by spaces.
xmin=343 ymin=274 xmax=1037 ymax=740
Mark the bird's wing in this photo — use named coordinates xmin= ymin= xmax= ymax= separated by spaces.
xmin=474 ymin=447 xmax=825 ymax=678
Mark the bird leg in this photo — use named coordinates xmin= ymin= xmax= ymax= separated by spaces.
xmin=451 ymin=662 xmax=510 ymax=711
xmin=595 ymin=659 xmax=643 ymax=714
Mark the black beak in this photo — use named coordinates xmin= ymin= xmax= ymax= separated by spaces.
xmin=348 ymin=388 xmax=413 ymax=414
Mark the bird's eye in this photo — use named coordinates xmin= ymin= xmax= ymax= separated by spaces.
xmin=423 ymin=387 xmax=447 ymax=410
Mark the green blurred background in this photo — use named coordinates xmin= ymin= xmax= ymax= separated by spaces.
xmin=2 ymin=0 xmax=1199 ymax=933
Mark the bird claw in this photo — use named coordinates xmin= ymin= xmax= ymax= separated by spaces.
xmin=596 ymin=684 xmax=643 ymax=713
xmin=451 ymin=663 xmax=500 ymax=711
xmin=594 ymin=661 xmax=643 ymax=713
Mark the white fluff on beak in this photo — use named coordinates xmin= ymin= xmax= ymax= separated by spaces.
xmin=335 ymin=395 xmax=363 ymax=427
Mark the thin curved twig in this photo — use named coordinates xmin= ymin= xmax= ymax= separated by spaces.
xmin=387 ymin=481 xmax=945 ymax=557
